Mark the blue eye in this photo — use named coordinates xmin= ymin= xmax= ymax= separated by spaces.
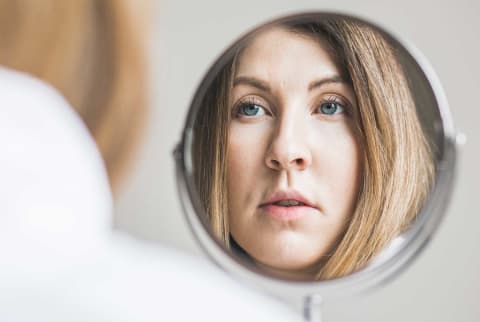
xmin=319 ymin=102 xmax=345 ymax=115
xmin=236 ymin=102 xmax=267 ymax=117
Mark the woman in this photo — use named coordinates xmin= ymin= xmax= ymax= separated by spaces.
xmin=193 ymin=17 xmax=434 ymax=280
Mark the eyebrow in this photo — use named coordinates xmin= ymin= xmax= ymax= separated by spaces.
xmin=308 ymin=75 xmax=346 ymax=91
xmin=233 ymin=75 xmax=347 ymax=92
xmin=233 ymin=76 xmax=271 ymax=92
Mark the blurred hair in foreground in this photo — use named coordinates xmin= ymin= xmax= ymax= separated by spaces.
xmin=0 ymin=0 xmax=149 ymax=191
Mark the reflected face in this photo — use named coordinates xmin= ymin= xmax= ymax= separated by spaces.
xmin=227 ymin=27 xmax=362 ymax=278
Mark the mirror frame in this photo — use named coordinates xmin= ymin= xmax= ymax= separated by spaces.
xmin=174 ymin=11 xmax=457 ymax=313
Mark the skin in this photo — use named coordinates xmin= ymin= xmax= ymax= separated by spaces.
xmin=227 ymin=27 xmax=363 ymax=279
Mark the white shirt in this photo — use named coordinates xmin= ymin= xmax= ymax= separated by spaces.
xmin=0 ymin=67 xmax=299 ymax=322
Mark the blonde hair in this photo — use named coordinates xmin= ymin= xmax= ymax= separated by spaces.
xmin=193 ymin=17 xmax=434 ymax=280
xmin=0 ymin=0 xmax=147 ymax=191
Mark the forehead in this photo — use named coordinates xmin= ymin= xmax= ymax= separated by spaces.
xmin=236 ymin=27 xmax=341 ymax=82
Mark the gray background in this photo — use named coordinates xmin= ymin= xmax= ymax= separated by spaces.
xmin=115 ymin=0 xmax=479 ymax=321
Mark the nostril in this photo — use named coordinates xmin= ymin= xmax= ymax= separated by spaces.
xmin=271 ymin=159 xmax=281 ymax=168
xmin=294 ymin=158 xmax=307 ymax=169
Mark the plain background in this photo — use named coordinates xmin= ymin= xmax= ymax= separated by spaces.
xmin=115 ymin=0 xmax=479 ymax=321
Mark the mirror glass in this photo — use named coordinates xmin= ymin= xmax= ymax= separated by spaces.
xmin=179 ymin=12 xmax=451 ymax=283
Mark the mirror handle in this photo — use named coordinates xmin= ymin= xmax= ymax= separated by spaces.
xmin=303 ymin=295 xmax=323 ymax=322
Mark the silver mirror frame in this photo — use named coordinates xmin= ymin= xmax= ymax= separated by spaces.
xmin=174 ymin=11 xmax=457 ymax=318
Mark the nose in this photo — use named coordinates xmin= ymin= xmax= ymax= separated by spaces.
xmin=265 ymin=117 xmax=312 ymax=171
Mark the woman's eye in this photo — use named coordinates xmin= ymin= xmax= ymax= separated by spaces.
xmin=318 ymin=102 xmax=345 ymax=115
xmin=236 ymin=102 xmax=267 ymax=117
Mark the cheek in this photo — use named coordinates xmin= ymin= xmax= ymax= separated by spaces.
xmin=310 ymin=122 xmax=362 ymax=216
xmin=226 ymin=123 xmax=270 ymax=210
xmin=227 ymin=124 xmax=267 ymax=179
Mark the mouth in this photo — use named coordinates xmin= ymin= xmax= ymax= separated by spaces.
xmin=270 ymin=199 xmax=307 ymax=207
xmin=258 ymin=190 xmax=319 ymax=221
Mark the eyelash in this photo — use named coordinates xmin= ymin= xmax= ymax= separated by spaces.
xmin=315 ymin=95 xmax=349 ymax=116
xmin=232 ymin=94 xmax=350 ymax=118
xmin=233 ymin=97 xmax=270 ymax=118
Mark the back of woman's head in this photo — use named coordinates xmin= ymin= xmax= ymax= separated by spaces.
xmin=0 ymin=0 xmax=148 ymax=190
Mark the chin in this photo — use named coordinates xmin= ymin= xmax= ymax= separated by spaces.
xmin=255 ymin=245 xmax=323 ymax=272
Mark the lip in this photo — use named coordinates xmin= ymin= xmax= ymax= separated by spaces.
xmin=258 ymin=190 xmax=319 ymax=221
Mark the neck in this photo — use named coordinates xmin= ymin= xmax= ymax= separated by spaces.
xmin=253 ymin=260 xmax=320 ymax=281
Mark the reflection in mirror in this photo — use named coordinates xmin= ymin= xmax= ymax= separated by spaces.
xmin=191 ymin=15 xmax=437 ymax=281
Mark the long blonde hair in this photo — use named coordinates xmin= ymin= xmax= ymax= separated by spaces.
xmin=193 ymin=17 xmax=434 ymax=280
xmin=0 ymin=0 xmax=147 ymax=191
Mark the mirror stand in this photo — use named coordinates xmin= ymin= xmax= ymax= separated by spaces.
xmin=303 ymin=295 xmax=323 ymax=322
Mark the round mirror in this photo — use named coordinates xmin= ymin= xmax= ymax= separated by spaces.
xmin=174 ymin=11 xmax=457 ymax=319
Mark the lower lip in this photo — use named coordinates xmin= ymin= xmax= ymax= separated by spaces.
xmin=260 ymin=204 xmax=318 ymax=221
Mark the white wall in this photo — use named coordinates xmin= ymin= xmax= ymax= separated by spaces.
xmin=115 ymin=0 xmax=480 ymax=321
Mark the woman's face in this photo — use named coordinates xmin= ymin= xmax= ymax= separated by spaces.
xmin=227 ymin=27 xmax=362 ymax=278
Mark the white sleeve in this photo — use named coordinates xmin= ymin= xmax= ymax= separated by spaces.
xmin=0 ymin=68 xmax=300 ymax=322
xmin=0 ymin=67 xmax=113 ymax=238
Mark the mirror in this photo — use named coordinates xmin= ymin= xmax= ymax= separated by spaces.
xmin=175 ymin=11 xmax=456 ymax=313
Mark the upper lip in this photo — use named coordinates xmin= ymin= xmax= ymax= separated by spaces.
xmin=259 ymin=190 xmax=317 ymax=208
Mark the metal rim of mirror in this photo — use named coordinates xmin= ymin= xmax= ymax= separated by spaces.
xmin=174 ymin=10 xmax=457 ymax=314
